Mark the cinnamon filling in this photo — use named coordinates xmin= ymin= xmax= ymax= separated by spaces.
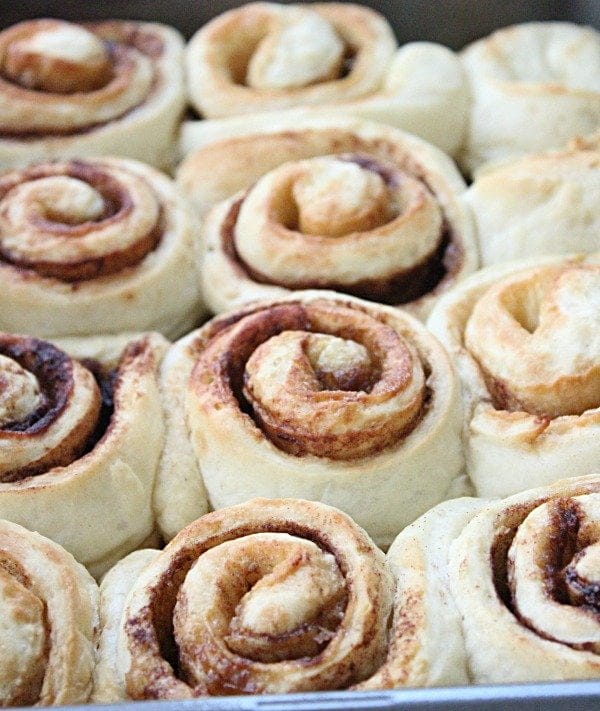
xmin=493 ymin=498 xmax=600 ymax=649
xmin=0 ymin=21 xmax=163 ymax=139
xmin=0 ymin=336 xmax=118 ymax=482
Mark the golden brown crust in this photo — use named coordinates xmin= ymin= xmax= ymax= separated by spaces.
xmin=155 ymin=290 xmax=463 ymax=549
xmin=428 ymin=255 xmax=600 ymax=498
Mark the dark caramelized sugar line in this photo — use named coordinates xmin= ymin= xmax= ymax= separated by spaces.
xmin=0 ymin=336 xmax=72 ymax=434
xmin=78 ymin=358 xmax=116 ymax=455
xmin=544 ymin=499 xmax=582 ymax=606
xmin=493 ymin=498 xmax=600 ymax=644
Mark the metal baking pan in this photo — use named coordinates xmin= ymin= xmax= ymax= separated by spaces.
xmin=0 ymin=1 xmax=598 ymax=709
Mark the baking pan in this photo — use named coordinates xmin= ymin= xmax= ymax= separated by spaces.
xmin=0 ymin=1 xmax=598 ymax=709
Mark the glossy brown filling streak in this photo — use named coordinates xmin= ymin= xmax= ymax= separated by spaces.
xmin=0 ymin=337 xmax=115 ymax=482
xmin=125 ymin=520 xmax=349 ymax=697
xmin=0 ymin=24 xmax=164 ymax=139
xmin=0 ymin=162 xmax=162 ymax=282
xmin=492 ymin=498 xmax=600 ymax=649
xmin=220 ymin=155 xmax=463 ymax=306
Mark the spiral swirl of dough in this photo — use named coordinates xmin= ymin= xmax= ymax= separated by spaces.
xmin=428 ymin=255 xmax=600 ymax=498
xmin=0 ymin=519 xmax=98 ymax=706
xmin=0 ymin=157 xmax=203 ymax=339
xmin=93 ymin=499 xmax=394 ymax=699
xmin=449 ymin=475 xmax=600 ymax=682
xmin=178 ymin=117 xmax=476 ymax=320
xmin=0 ymin=19 xmax=185 ymax=169
xmin=0 ymin=332 xmax=168 ymax=577
xmin=155 ymin=291 xmax=463 ymax=548
xmin=0 ymin=334 xmax=100 ymax=482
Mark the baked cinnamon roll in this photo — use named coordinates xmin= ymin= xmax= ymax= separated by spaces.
xmin=178 ymin=117 xmax=477 ymax=321
xmin=0 ymin=519 xmax=99 ymax=706
xmin=465 ymin=140 xmax=600 ymax=265
xmin=93 ymin=498 xmax=394 ymax=700
xmin=460 ymin=22 xmax=600 ymax=175
xmin=0 ymin=19 xmax=185 ymax=170
xmin=428 ymin=255 xmax=600 ymax=498
xmin=155 ymin=291 xmax=464 ymax=547
xmin=0 ymin=331 xmax=168 ymax=577
xmin=0 ymin=157 xmax=204 ymax=338
xmin=359 ymin=474 xmax=600 ymax=686
xmin=449 ymin=475 xmax=600 ymax=682
xmin=184 ymin=2 xmax=467 ymax=156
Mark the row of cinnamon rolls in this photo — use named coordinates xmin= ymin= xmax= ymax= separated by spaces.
xmin=0 ymin=258 xmax=598 ymax=570
xmin=2 ymin=476 xmax=599 ymax=706
xmin=1 ymin=119 xmax=600 ymax=339
xmin=0 ymin=5 xmax=599 ymax=173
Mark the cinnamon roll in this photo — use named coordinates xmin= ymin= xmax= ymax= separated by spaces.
xmin=0 ymin=19 xmax=185 ymax=170
xmin=155 ymin=291 xmax=464 ymax=547
xmin=428 ymin=255 xmax=600 ymax=498
xmin=0 ymin=519 xmax=99 ymax=706
xmin=93 ymin=498 xmax=394 ymax=700
xmin=465 ymin=141 xmax=600 ymax=265
xmin=449 ymin=474 xmax=600 ymax=682
xmin=460 ymin=22 xmax=600 ymax=175
xmin=184 ymin=2 xmax=467 ymax=156
xmin=177 ymin=117 xmax=477 ymax=321
xmin=0 ymin=157 xmax=204 ymax=339
xmin=0 ymin=330 xmax=168 ymax=577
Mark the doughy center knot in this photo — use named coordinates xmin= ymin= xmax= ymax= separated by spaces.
xmin=247 ymin=7 xmax=344 ymax=90
xmin=305 ymin=333 xmax=373 ymax=391
xmin=293 ymin=158 xmax=393 ymax=237
xmin=0 ymin=354 xmax=43 ymax=427
xmin=2 ymin=22 xmax=111 ymax=93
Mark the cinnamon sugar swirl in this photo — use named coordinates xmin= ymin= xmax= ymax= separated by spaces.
xmin=0 ymin=19 xmax=185 ymax=170
xmin=0 ymin=331 xmax=168 ymax=577
xmin=428 ymin=255 xmax=600 ymax=498
xmin=155 ymin=291 xmax=463 ymax=547
xmin=178 ymin=117 xmax=477 ymax=321
xmin=93 ymin=499 xmax=394 ymax=700
xmin=449 ymin=475 xmax=600 ymax=682
xmin=0 ymin=157 xmax=203 ymax=338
